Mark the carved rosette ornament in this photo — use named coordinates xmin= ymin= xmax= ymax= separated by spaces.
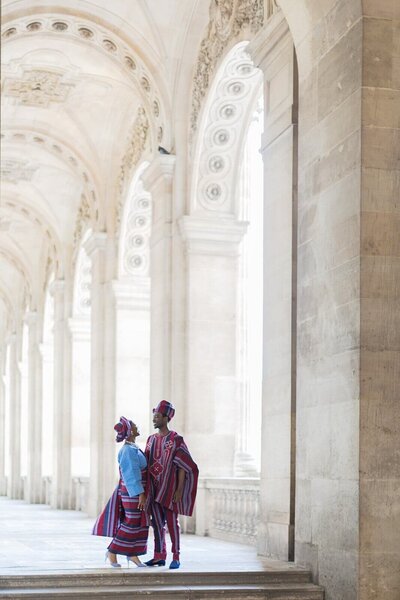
xmin=122 ymin=187 xmax=151 ymax=278
xmin=116 ymin=106 xmax=149 ymax=231
xmin=190 ymin=0 xmax=264 ymax=136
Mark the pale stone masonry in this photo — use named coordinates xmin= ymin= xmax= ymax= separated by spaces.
xmin=0 ymin=2 xmax=398 ymax=600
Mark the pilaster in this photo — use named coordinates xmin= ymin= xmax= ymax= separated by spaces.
xmin=50 ymin=279 xmax=72 ymax=509
xmin=84 ymin=232 xmax=117 ymax=516
xmin=0 ymin=345 xmax=7 ymax=495
xmin=113 ymin=278 xmax=151 ymax=442
xmin=179 ymin=215 xmax=247 ymax=478
xmin=248 ymin=15 xmax=297 ymax=561
xmin=25 ymin=311 xmax=43 ymax=503
xmin=142 ymin=155 xmax=176 ymax=418
xmin=8 ymin=332 xmax=23 ymax=499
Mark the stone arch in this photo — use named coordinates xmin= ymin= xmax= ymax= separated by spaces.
xmin=190 ymin=41 xmax=262 ymax=216
xmin=118 ymin=161 xmax=151 ymax=280
xmin=1 ymin=192 xmax=63 ymax=280
xmin=1 ymin=10 xmax=171 ymax=151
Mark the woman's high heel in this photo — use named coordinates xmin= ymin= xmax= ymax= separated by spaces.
xmin=126 ymin=556 xmax=147 ymax=568
xmin=105 ymin=551 xmax=121 ymax=568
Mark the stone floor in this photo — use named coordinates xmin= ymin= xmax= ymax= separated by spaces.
xmin=0 ymin=497 xmax=297 ymax=575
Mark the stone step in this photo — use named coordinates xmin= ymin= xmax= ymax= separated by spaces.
xmin=0 ymin=569 xmax=313 ymax=589
xmin=0 ymin=582 xmax=325 ymax=600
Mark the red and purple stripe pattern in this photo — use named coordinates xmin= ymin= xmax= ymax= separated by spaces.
xmin=145 ymin=432 xmax=199 ymax=517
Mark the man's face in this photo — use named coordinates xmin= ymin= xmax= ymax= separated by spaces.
xmin=153 ymin=411 xmax=166 ymax=429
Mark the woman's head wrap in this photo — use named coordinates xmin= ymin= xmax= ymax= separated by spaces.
xmin=114 ymin=416 xmax=133 ymax=442
xmin=153 ymin=400 xmax=175 ymax=421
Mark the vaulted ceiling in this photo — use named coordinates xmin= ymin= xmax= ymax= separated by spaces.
xmin=0 ymin=0 xmax=208 ymax=337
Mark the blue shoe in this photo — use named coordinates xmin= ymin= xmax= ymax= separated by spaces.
xmin=145 ymin=558 xmax=166 ymax=567
xmin=169 ymin=559 xmax=180 ymax=569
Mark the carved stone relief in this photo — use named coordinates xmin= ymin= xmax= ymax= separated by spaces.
xmin=1 ymin=159 xmax=38 ymax=183
xmin=190 ymin=0 xmax=265 ymax=136
xmin=3 ymin=69 xmax=74 ymax=107
xmin=116 ymin=107 xmax=149 ymax=231
xmin=73 ymin=195 xmax=91 ymax=248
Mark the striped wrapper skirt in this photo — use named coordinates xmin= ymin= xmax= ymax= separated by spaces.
xmin=107 ymin=480 xmax=149 ymax=557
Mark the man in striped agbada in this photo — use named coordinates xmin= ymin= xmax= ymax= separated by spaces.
xmin=144 ymin=400 xmax=199 ymax=570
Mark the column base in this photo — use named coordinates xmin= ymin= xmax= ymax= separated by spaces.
xmin=257 ymin=520 xmax=292 ymax=561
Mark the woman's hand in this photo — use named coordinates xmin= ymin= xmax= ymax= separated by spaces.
xmin=138 ymin=493 xmax=146 ymax=510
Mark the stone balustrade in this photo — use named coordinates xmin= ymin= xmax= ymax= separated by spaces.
xmin=195 ymin=478 xmax=260 ymax=546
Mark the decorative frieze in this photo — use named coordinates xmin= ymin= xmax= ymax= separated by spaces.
xmin=116 ymin=107 xmax=149 ymax=231
xmin=191 ymin=42 xmax=262 ymax=214
xmin=190 ymin=0 xmax=265 ymax=136
xmin=73 ymin=195 xmax=91 ymax=249
xmin=121 ymin=184 xmax=151 ymax=278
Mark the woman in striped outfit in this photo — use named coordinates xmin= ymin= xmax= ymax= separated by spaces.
xmin=93 ymin=417 xmax=149 ymax=567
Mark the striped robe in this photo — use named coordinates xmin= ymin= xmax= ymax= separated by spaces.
xmin=145 ymin=431 xmax=199 ymax=516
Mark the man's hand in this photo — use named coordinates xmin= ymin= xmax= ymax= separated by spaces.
xmin=173 ymin=488 xmax=183 ymax=503
xmin=173 ymin=468 xmax=185 ymax=503
xmin=138 ymin=493 xmax=146 ymax=510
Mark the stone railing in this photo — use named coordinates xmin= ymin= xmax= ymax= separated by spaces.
xmin=195 ymin=477 xmax=260 ymax=546
xmin=39 ymin=476 xmax=89 ymax=511
xmin=42 ymin=476 xmax=52 ymax=505
xmin=71 ymin=477 xmax=89 ymax=512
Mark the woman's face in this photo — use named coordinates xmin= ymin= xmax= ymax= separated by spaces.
xmin=130 ymin=422 xmax=140 ymax=438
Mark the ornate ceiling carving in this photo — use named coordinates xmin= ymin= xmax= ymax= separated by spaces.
xmin=116 ymin=107 xmax=150 ymax=232
xmin=73 ymin=195 xmax=92 ymax=250
xmin=2 ymin=69 xmax=74 ymax=108
xmin=1 ymin=14 xmax=166 ymax=144
xmin=190 ymin=0 xmax=265 ymax=137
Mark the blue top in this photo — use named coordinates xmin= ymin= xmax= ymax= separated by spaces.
xmin=118 ymin=443 xmax=147 ymax=497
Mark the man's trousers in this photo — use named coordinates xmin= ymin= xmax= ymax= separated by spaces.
xmin=150 ymin=501 xmax=180 ymax=561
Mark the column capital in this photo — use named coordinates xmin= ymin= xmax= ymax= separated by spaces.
xmin=83 ymin=232 xmax=108 ymax=257
xmin=112 ymin=278 xmax=150 ymax=311
xmin=68 ymin=316 xmax=91 ymax=340
xmin=24 ymin=311 xmax=38 ymax=327
xmin=179 ymin=216 xmax=248 ymax=256
xmin=49 ymin=279 xmax=65 ymax=297
xmin=141 ymin=154 xmax=176 ymax=193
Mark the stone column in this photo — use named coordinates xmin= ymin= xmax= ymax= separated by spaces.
xmin=179 ymin=216 xmax=248 ymax=477
xmin=25 ymin=311 xmax=43 ymax=503
xmin=113 ymin=279 xmax=151 ymax=442
xmin=85 ymin=233 xmax=117 ymax=517
xmin=248 ymin=14 xmax=297 ymax=561
xmin=69 ymin=316 xmax=91 ymax=478
xmin=141 ymin=156 xmax=177 ymax=421
xmin=51 ymin=280 xmax=72 ymax=509
xmin=8 ymin=332 xmax=23 ymax=499
xmin=0 ymin=345 xmax=7 ymax=495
